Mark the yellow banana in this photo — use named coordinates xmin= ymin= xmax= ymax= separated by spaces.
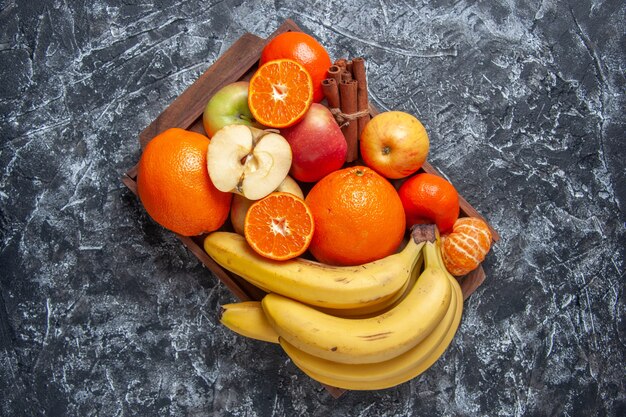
xmin=262 ymin=241 xmax=452 ymax=364
xmin=317 ymin=251 xmax=423 ymax=318
xmin=279 ymin=276 xmax=457 ymax=381
xmin=220 ymin=301 xmax=279 ymax=344
xmin=203 ymin=229 xmax=426 ymax=309
xmin=291 ymin=275 xmax=464 ymax=390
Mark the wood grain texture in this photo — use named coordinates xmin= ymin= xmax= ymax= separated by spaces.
xmin=138 ymin=19 xmax=302 ymax=148
xmin=138 ymin=33 xmax=263 ymax=148
xmin=458 ymin=267 xmax=486 ymax=301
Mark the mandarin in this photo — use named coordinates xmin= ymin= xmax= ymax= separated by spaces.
xmin=305 ymin=166 xmax=406 ymax=266
xmin=398 ymin=172 xmax=460 ymax=234
xmin=137 ymin=128 xmax=232 ymax=236
xmin=441 ymin=217 xmax=493 ymax=276
xmin=244 ymin=192 xmax=314 ymax=261
xmin=260 ymin=31 xmax=331 ymax=103
xmin=248 ymin=59 xmax=313 ymax=128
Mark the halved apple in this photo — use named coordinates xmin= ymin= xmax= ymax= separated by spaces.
xmin=207 ymin=125 xmax=292 ymax=201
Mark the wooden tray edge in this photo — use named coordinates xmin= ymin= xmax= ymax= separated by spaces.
xmin=121 ymin=18 xmax=496 ymax=398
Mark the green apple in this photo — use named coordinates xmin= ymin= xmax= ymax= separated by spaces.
xmin=203 ymin=81 xmax=263 ymax=137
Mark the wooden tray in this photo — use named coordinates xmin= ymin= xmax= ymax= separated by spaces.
xmin=122 ymin=19 xmax=500 ymax=398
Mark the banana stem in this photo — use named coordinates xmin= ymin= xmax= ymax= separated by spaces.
xmin=409 ymin=224 xmax=436 ymax=245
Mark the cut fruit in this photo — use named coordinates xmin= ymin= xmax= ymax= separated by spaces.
xmin=207 ymin=125 xmax=292 ymax=201
xmin=248 ymin=59 xmax=313 ymax=128
xmin=230 ymin=175 xmax=304 ymax=236
xmin=244 ymin=192 xmax=315 ymax=261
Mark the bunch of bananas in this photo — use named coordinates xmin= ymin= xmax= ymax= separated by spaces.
xmin=204 ymin=225 xmax=464 ymax=390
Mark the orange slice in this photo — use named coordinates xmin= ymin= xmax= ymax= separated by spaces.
xmin=244 ymin=192 xmax=315 ymax=261
xmin=248 ymin=59 xmax=313 ymax=128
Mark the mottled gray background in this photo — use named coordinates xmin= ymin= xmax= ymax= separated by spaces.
xmin=1 ymin=0 xmax=625 ymax=416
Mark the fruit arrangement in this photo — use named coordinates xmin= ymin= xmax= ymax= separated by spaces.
xmin=131 ymin=25 xmax=496 ymax=392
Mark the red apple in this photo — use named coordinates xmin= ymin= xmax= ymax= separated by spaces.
xmin=281 ymin=103 xmax=347 ymax=183
xmin=360 ymin=111 xmax=429 ymax=179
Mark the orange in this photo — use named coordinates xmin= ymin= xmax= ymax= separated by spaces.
xmin=137 ymin=128 xmax=232 ymax=236
xmin=305 ymin=166 xmax=406 ymax=266
xmin=244 ymin=192 xmax=314 ymax=261
xmin=397 ymin=172 xmax=460 ymax=234
xmin=441 ymin=217 xmax=493 ymax=276
xmin=248 ymin=59 xmax=313 ymax=128
xmin=260 ymin=31 xmax=331 ymax=103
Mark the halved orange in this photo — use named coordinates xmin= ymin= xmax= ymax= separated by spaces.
xmin=244 ymin=192 xmax=315 ymax=261
xmin=248 ymin=59 xmax=313 ymax=128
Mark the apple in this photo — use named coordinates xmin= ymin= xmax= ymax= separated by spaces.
xmin=360 ymin=111 xmax=429 ymax=179
xmin=280 ymin=103 xmax=348 ymax=183
xmin=230 ymin=175 xmax=304 ymax=235
xmin=207 ymin=125 xmax=292 ymax=200
xmin=203 ymin=81 xmax=263 ymax=137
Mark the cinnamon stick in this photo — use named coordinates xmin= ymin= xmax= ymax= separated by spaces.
xmin=322 ymin=78 xmax=340 ymax=109
xmin=340 ymin=70 xmax=352 ymax=83
xmin=351 ymin=57 xmax=370 ymax=138
xmin=334 ymin=58 xmax=347 ymax=69
xmin=328 ymin=65 xmax=342 ymax=84
xmin=346 ymin=59 xmax=353 ymax=74
xmin=339 ymin=79 xmax=359 ymax=162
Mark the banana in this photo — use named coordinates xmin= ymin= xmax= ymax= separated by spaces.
xmin=290 ymin=274 xmax=464 ymax=390
xmin=279 ymin=276 xmax=457 ymax=382
xmin=203 ymin=228 xmax=426 ymax=309
xmin=317 ymin=251 xmax=423 ymax=318
xmin=262 ymin=240 xmax=452 ymax=364
xmin=220 ymin=301 xmax=279 ymax=344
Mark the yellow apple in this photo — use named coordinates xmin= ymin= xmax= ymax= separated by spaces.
xmin=360 ymin=111 xmax=429 ymax=179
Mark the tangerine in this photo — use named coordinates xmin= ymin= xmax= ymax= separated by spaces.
xmin=137 ymin=128 xmax=232 ymax=236
xmin=248 ymin=59 xmax=313 ymax=128
xmin=244 ymin=192 xmax=315 ymax=261
xmin=397 ymin=172 xmax=460 ymax=234
xmin=260 ymin=31 xmax=331 ymax=103
xmin=305 ymin=166 xmax=406 ymax=266
xmin=441 ymin=217 xmax=493 ymax=276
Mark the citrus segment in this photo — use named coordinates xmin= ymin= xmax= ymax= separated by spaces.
xmin=248 ymin=59 xmax=313 ymax=128
xmin=260 ymin=32 xmax=331 ymax=103
xmin=441 ymin=217 xmax=493 ymax=276
xmin=244 ymin=192 xmax=315 ymax=261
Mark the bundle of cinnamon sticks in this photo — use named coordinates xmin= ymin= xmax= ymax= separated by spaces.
xmin=321 ymin=57 xmax=370 ymax=162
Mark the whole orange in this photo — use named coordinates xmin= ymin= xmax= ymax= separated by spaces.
xmin=305 ymin=166 xmax=406 ymax=266
xmin=397 ymin=172 xmax=460 ymax=234
xmin=137 ymin=128 xmax=232 ymax=236
xmin=260 ymin=31 xmax=331 ymax=103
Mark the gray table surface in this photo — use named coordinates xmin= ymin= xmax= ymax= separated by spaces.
xmin=1 ymin=1 xmax=624 ymax=416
